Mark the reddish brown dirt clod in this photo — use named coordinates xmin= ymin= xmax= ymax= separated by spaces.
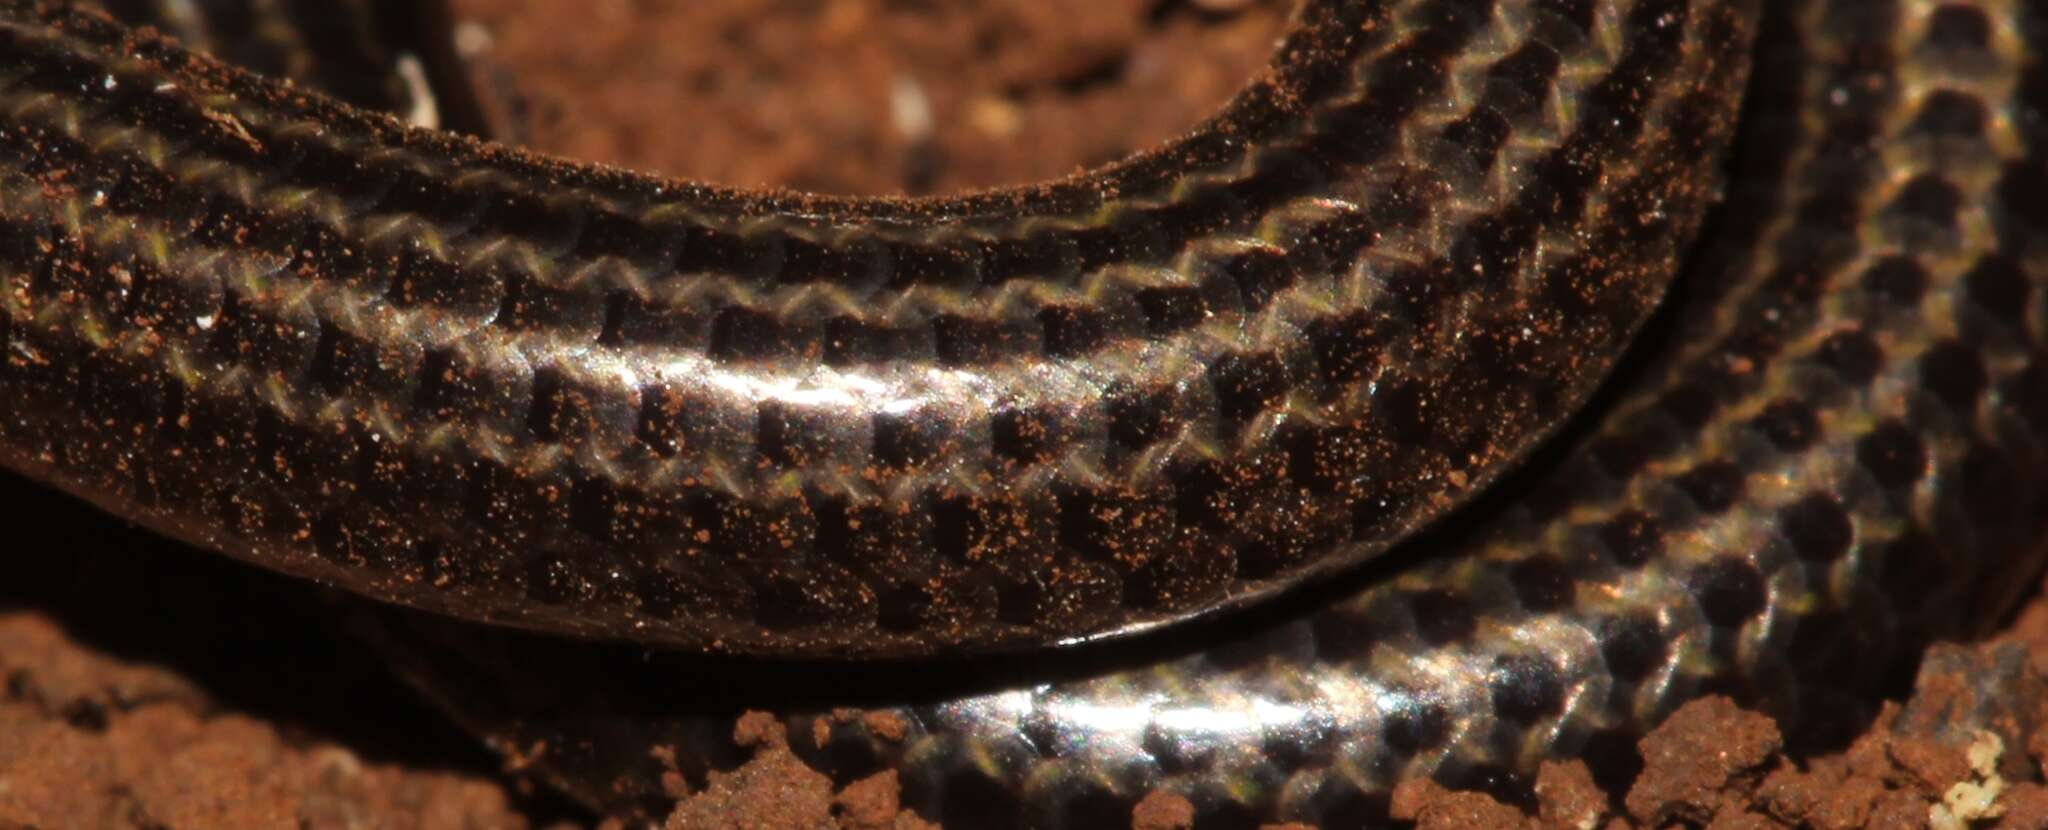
xmin=1625 ymin=696 xmax=1784 ymax=826
xmin=1533 ymin=761 xmax=1608 ymax=830
xmin=1131 ymin=790 xmax=1196 ymax=830
xmin=862 ymin=711 xmax=909 ymax=742
xmin=834 ymin=771 xmax=938 ymax=830
xmin=734 ymin=710 xmax=790 ymax=750
xmin=1391 ymin=777 xmax=1535 ymax=830
xmin=0 ymin=615 xmax=528 ymax=829
xmin=664 ymin=745 xmax=834 ymax=830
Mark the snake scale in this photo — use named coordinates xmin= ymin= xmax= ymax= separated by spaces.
xmin=0 ymin=0 xmax=2043 ymax=827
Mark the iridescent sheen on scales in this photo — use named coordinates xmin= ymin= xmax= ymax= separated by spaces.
xmin=1 ymin=0 xmax=2046 ymax=827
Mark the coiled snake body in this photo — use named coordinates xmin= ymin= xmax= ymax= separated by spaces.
xmin=0 ymin=0 xmax=2044 ymax=826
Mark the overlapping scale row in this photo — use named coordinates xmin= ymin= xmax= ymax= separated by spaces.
xmin=0 ymin=0 xmax=1755 ymax=654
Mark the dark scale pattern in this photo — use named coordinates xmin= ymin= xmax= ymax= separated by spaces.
xmin=328 ymin=1 xmax=2048 ymax=826
xmin=5 ymin=0 xmax=2048 ymax=828
xmin=0 ymin=0 xmax=1756 ymax=656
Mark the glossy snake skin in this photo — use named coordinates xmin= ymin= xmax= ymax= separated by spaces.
xmin=2 ymin=0 xmax=2045 ymax=828
xmin=0 ymin=0 xmax=1752 ymax=656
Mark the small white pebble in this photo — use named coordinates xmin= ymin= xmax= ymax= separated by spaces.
xmin=1932 ymin=730 xmax=2008 ymax=828
xmin=890 ymin=75 xmax=933 ymax=142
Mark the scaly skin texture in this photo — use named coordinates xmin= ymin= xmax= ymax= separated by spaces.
xmin=86 ymin=0 xmax=419 ymax=115
xmin=4 ymin=0 xmax=2048 ymax=827
xmin=0 ymin=0 xmax=1751 ymax=655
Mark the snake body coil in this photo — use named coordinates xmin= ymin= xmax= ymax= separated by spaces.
xmin=2 ymin=0 xmax=2045 ymax=827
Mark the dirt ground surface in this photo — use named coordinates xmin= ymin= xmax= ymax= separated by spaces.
xmin=450 ymin=0 xmax=1293 ymax=197
xmin=6 ymin=1 xmax=2048 ymax=829
xmin=10 ymin=495 xmax=2048 ymax=830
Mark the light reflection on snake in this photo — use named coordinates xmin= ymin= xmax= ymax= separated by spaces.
xmin=0 ymin=0 xmax=2043 ymax=826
